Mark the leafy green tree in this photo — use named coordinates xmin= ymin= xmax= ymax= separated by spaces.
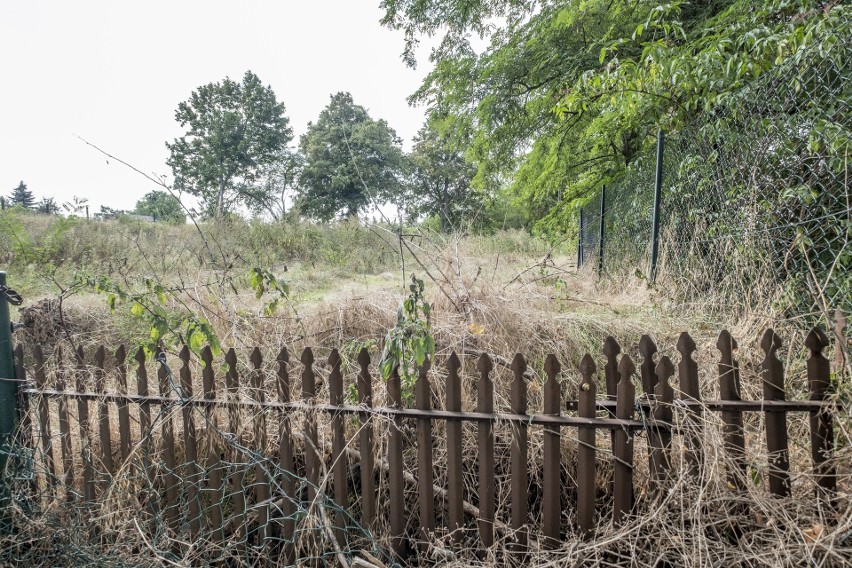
xmin=407 ymin=117 xmax=479 ymax=231
xmin=240 ymin=147 xmax=303 ymax=221
xmin=35 ymin=196 xmax=60 ymax=215
xmin=382 ymin=0 xmax=846 ymax=233
xmin=166 ymin=71 xmax=292 ymax=218
xmin=9 ymin=181 xmax=35 ymax=208
xmin=134 ymin=190 xmax=186 ymax=224
xmin=297 ymin=92 xmax=405 ymax=220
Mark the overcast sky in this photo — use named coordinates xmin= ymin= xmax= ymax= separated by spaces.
xmin=0 ymin=1 xmax=437 ymax=213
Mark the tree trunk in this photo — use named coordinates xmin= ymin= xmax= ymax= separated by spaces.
xmin=216 ymin=176 xmax=226 ymax=218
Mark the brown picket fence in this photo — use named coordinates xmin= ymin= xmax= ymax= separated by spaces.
xmin=12 ymin=326 xmax=840 ymax=562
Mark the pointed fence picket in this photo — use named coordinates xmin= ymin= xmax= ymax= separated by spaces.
xmin=14 ymin=326 xmax=842 ymax=557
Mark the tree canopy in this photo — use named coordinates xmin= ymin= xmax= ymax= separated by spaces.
xmin=382 ymin=0 xmax=849 ymax=233
xmin=166 ymin=71 xmax=292 ymax=218
xmin=297 ymin=92 xmax=406 ymax=221
xmin=407 ymin=116 xmax=479 ymax=230
xmin=35 ymin=196 xmax=60 ymax=215
xmin=134 ymin=190 xmax=186 ymax=224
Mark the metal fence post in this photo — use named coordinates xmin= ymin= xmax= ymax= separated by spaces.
xmin=649 ymin=130 xmax=665 ymax=283
xmin=577 ymin=209 xmax=585 ymax=268
xmin=598 ymin=186 xmax=606 ymax=274
xmin=0 ymin=271 xmax=17 ymax=527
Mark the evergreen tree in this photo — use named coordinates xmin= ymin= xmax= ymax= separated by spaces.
xmin=9 ymin=181 xmax=35 ymax=208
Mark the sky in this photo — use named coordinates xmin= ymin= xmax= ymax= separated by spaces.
xmin=0 ymin=1 xmax=438 ymax=213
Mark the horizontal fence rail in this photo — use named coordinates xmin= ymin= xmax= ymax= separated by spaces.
xmin=10 ymin=326 xmax=841 ymax=562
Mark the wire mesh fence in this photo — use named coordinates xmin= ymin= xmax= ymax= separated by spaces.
xmin=579 ymin=26 xmax=851 ymax=326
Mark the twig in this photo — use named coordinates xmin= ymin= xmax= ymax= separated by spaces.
xmin=342 ymin=446 xmax=512 ymax=536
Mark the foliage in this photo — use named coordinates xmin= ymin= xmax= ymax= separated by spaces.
xmin=9 ymin=181 xmax=36 ymax=209
xmin=248 ymin=266 xmax=291 ymax=316
xmin=93 ymin=206 xmax=129 ymax=220
xmin=380 ymin=275 xmax=435 ymax=403
xmin=35 ymin=197 xmax=60 ymax=215
xmin=62 ymin=195 xmax=89 ymax=217
xmin=382 ymin=0 xmax=848 ymax=234
xmin=166 ymin=71 xmax=293 ymax=218
xmin=77 ymin=272 xmax=221 ymax=356
xmin=134 ymin=190 xmax=186 ymax=224
xmin=406 ymin=116 xmax=481 ymax=230
xmin=297 ymin=92 xmax=406 ymax=220
xmin=240 ymin=147 xmax=303 ymax=221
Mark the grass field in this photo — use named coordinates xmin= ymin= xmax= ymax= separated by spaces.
xmin=1 ymin=210 xmax=850 ymax=567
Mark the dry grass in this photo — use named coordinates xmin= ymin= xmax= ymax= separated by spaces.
xmin=2 ymin=225 xmax=851 ymax=567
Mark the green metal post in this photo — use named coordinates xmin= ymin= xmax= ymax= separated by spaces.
xmin=598 ymin=186 xmax=606 ymax=274
xmin=0 ymin=271 xmax=17 ymax=525
xmin=649 ymin=130 xmax=665 ymax=283
xmin=577 ymin=209 xmax=585 ymax=268
xmin=0 ymin=272 xmax=16 ymax=463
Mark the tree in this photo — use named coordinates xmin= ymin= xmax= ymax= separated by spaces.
xmin=94 ymin=206 xmax=127 ymax=221
xmin=297 ymin=92 xmax=405 ymax=221
xmin=239 ymin=147 xmax=303 ymax=221
xmin=381 ymin=0 xmax=846 ymax=233
xmin=134 ymin=190 xmax=186 ymax=224
xmin=35 ymin=197 xmax=60 ymax=215
xmin=166 ymin=71 xmax=292 ymax=218
xmin=9 ymin=181 xmax=35 ymax=208
xmin=407 ymin=117 xmax=479 ymax=231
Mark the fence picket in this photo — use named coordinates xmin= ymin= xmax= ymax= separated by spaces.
xmin=717 ymin=330 xmax=746 ymax=491
xmin=301 ymin=348 xmax=320 ymax=504
xmin=806 ymin=328 xmax=836 ymax=510
xmin=56 ymin=347 xmax=74 ymax=495
xmin=155 ymin=347 xmax=179 ymax=529
xmin=651 ymin=356 xmax=674 ymax=495
xmin=179 ymin=346 xmax=202 ymax=539
xmin=92 ymin=346 xmax=112 ymax=494
xmin=542 ymin=354 xmax=561 ymax=547
xmin=33 ymin=345 xmax=55 ymax=489
xmin=638 ymin=336 xmax=658 ymax=485
xmin=446 ymin=352 xmax=464 ymax=542
xmin=415 ymin=357 xmax=435 ymax=545
xmin=760 ymin=329 xmax=790 ymax=497
xmin=114 ymin=345 xmax=132 ymax=465
xmin=74 ymin=346 xmax=96 ymax=504
xmin=476 ymin=353 xmax=495 ymax=548
xmin=225 ymin=348 xmax=246 ymax=537
xmin=577 ymin=354 xmax=597 ymax=535
xmin=328 ymin=349 xmax=347 ymax=545
xmin=250 ymin=347 xmax=269 ymax=545
xmin=676 ymin=332 xmax=702 ymax=480
xmin=614 ymin=354 xmax=635 ymax=525
xmin=135 ymin=347 xmax=156 ymax=519
xmin=201 ymin=345 xmax=225 ymax=544
xmin=510 ymin=353 xmax=529 ymax=551
xmin=603 ymin=337 xmax=621 ymax=469
xmin=356 ymin=348 xmax=375 ymax=527
xmin=387 ymin=365 xmax=406 ymax=558
xmin=276 ymin=346 xmax=296 ymax=563
xmin=638 ymin=335 xmax=658 ymax=396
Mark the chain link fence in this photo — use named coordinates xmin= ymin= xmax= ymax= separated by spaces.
xmin=580 ymin=24 xmax=851 ymax=325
